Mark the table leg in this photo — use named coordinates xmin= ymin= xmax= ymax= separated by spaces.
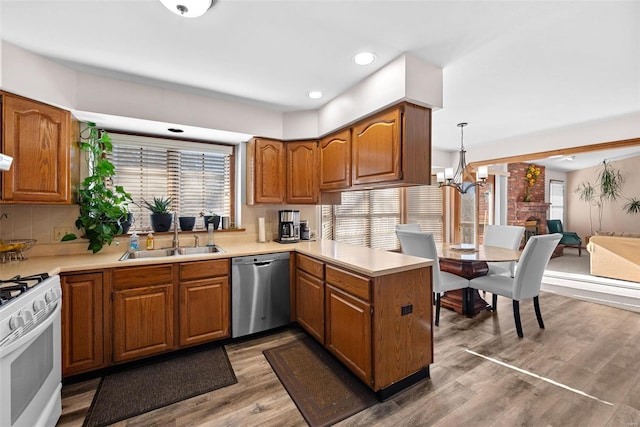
xmin=439 ymin=259 xmax=491 ymax=317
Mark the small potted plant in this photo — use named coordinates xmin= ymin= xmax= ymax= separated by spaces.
xmin=179 ymin=215 xmax=196 ymax=231
xmin=200 ymin=210 xmax=221 ymax=230
xmin=143 ymin=196 xmax=173 ymax=232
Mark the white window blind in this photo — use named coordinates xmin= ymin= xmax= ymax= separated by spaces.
xmin=108 ymin=134 xmax=233 ymax=232
xmin=322 ymin=182 xmax=444 ymax=251
xmin=406 ymin=185 xmax=443 ymax=244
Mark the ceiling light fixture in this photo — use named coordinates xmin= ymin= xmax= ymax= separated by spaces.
xmin=436 ymin=122 xmax=488 ymax=194
xmin=160 ymin=0 xmax=213 ymax=18
xmin=308 ymin=91 xmax=323 ymax=99
xmin=353 ymin=52 xmax=377 ymax=66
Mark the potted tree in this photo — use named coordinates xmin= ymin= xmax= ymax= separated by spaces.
xmin=575 ymin=160 xmax=640 ymax=235
xmin=62 ymin=122 xmax=133 ymax=253
xmin=143 ymin=196 xmax=173 ymax=232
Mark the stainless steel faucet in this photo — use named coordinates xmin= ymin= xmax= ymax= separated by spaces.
xmin=194 ymin=234 xmax=199 ymax=247
xmin=172 ymin=214 xmax=179 ymax=249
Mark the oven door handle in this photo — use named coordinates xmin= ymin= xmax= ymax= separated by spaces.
xmin=0 ymin=301 xmax=61 ymax=358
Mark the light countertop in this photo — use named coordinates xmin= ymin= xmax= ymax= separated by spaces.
xmin=0 ymin=239 xmax=433 ymax=279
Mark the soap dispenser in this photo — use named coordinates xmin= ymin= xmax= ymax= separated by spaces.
xmin=146 ymin=232 xmax=154 ymax=250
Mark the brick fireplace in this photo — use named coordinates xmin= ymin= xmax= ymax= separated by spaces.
xmin=507 ymin=162 xmax=550 ymax=245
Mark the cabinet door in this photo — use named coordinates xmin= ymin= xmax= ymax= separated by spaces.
xmin=112 ymin=284 xmax=173 ymax=362
xmin=1 ymin=92 xmax=73 ymax=203
xmin=352 ymin=107 xmax=402 ymax=185
xmin=296 ymin=269 xmax=325 ymax=343
xmin=325 ymin=284 xmax=372 ymax=384
xmin=61 ymin=272 xmax=104 ymax=377
xmin=253 ymin=138 xmax=286 ymax=204
xmin=179 ymin=277 xmax=230 ymax=346
xmin=286 ymin=140 xmax=319 ymax=204
xmin=319 ymin=129 xmax=351 ymax=190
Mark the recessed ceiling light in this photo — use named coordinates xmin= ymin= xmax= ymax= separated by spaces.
xmin=353 ymin=52 xmax=376 ymax=66
xmin=168 ymin=128 xmax=184 ymax=133
xmin=160 ymin=0 xmax=213 ymax=18
xmin=308 ymin=91 xmax=323 ymax=99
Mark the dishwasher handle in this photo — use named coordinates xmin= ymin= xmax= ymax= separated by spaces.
xmin=254 ymin=260 xmax=275 ymax=266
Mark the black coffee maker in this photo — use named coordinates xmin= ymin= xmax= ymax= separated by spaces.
xmin=278 ymin=210 xmax=300 ymax=242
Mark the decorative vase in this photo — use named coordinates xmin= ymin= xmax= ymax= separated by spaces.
xmin=523 ymin=187 xmax=532 ymax=202
xmin=179 ymin=216 xmax=195 ymax=231
xmin=150 ymin=213 xmax=173 ymax=232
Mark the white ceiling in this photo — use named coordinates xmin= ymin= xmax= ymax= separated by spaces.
xmin=1 ymin=0 xmax=639 ymax=170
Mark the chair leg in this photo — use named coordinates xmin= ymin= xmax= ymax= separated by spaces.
xmin=492 ymin=294 xmax=498 ymax=311
xmin=513 ymin=300 xmax=523 ymax=338
xmin=578 ymin=245 xmax=582 ymax=257
xmin=534 ymin=296 xmax=545 ymax=329
xmin=435 ymin=293 xmax=441 ymax=326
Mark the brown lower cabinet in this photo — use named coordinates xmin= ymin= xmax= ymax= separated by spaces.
xmin=112 ymin=264 xmax=174 ymax=363
xmin=296 ymin=253 xmax=433 ymax=392
xmin=179 ymin=260 xmax=230 ymax=346
xmin=61 ymin=260 xmax=231 ymax=377
xmin=61 ymin=271 xmax=105 ymax=377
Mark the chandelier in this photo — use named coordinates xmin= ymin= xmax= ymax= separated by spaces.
xmin=436 ymin=122 xmax=488 ymax=194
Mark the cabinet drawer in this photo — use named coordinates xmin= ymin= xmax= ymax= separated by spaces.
xmin=180 ymin=259 xmax=229 ymax=281
xmin=113 ymin=265 xmax=173 ymax=290
xmin=325 ymin=265 xmax=370 ymax=301
xmin=297 ymin=254 xmax=324 ymax=279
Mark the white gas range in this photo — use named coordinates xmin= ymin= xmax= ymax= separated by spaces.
xmin=0 ymin=273 xmax=62 ymax=427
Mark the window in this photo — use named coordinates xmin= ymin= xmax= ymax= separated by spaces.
xmin=322 ymin=183 xmax=443 ymax=250
xmin=108 ymin=133 xmax=233 ymax=231
xmin=549 ymin=180 xmax=565 ymax=221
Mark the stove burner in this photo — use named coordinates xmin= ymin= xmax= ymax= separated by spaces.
xmin=0 ymin=273 xmax=50 ymax=306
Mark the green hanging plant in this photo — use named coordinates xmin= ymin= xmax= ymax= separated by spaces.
xmin=62 ymin=122 xmax=133 ymax=253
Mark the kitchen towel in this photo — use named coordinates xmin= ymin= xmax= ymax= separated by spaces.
xmin=258 ymin=217 xmax=266 ymax=242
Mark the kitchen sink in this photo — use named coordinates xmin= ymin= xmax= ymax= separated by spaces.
xmin=177 ymin=245 xmax=225 ymax=255
xmin=119 ymin=245 xmax=225 ymax=261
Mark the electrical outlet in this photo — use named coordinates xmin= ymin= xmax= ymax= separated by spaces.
xmin=54 ymin=227 xmax=71 ymax=241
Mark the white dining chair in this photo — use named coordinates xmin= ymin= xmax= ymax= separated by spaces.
xmin=395 ymin=223 xmax=421 ymax=232
xmin=469 ymin=233 xmax=562 ymax=338
xmin=483 ymin=224 xmax=525 ymax=277
xmin=396 ymin=230 xmax=470 ymax=326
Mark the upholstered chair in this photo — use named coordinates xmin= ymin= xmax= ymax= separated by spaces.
xmin=483 ymin=224 xmax=525 ymax=277
xmin=396 ymin=230 xmax=470 ymax=326
xmin=469 ymin=233 xmax=562 ymax=337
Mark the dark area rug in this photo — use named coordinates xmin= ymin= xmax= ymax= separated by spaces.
xmin=83 ymin=346 xmax=236 ymax=427
xmin=263 ymin=336 xmax=378 ymax=427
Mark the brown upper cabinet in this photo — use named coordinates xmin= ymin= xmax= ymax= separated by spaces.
xmin=286 ymin=140 xmax=319 ymax=204
xmin=247 ymin=137 xmax=286 ymax=204
xmin=352 ymin=103 xmax=431 ymax=187
xmin=1 ymin=92 xmax=78 ymax=204
xmin=247 ymin=101 xmax=431 ymax=204
xmin=319 ymin=128 xmax=351 ymax=191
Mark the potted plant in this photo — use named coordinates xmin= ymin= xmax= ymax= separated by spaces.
xmin=200 ymin=211 xmax=221 ymax=230
xmin=143 ymin=196 xmax=173 ymax=232
xmin=575 ymin=160 xmax=640 ymax=235
xmin=61 ymin=122 xmax=133 ymax=253
xmin=178 ymin=215 xmax=196 ymax=231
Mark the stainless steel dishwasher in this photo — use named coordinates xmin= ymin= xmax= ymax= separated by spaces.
xmin=231 ymin=252 xmax=290 ymax=338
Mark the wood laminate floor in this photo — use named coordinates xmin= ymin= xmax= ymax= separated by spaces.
xmin=58 ymin=291 xmax=640 ymax=427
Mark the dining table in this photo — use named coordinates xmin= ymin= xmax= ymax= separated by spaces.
xmin=438 ymin=244 xmax=522 ymax=316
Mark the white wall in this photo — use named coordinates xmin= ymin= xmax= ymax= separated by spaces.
xmin=566 ymin=155 xmax=640 ymax=237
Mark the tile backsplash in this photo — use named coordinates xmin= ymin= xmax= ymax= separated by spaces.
xmin=0 ymin=203 xmax=320 ymax=257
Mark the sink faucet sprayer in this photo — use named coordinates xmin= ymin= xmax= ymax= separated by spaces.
xmin=207 ymin=223 xmax=215 ymax=247
xmin=172 ymin=213 xmax=179 ymax=249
